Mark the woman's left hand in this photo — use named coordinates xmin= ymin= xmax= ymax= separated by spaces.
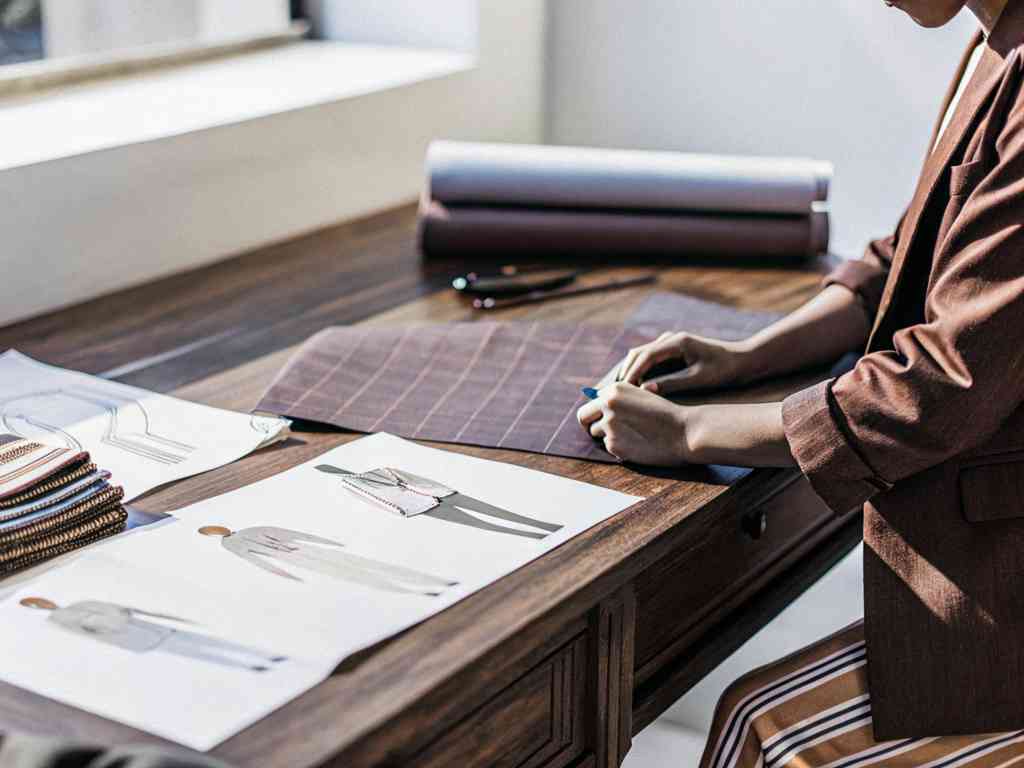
xmin=576 ymin=383 xmax=698 ymax=465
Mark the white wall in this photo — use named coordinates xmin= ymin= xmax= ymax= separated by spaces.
xmin=545 ymin=1 xmax=976 ymax=258
xmin=1 ymin=0 xmax=546 ymax=326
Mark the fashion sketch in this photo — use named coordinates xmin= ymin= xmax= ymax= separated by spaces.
xmin=0 ymin=388 xmax=195 ymax=465
xmin=198 ymin=525 xmax=458 ymax=596
xmin=21 ymin=597 xmax=285 ymax=672
xmin=315 ymin=465 xmax=564 ymax=540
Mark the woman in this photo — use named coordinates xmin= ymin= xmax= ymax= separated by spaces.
xmin=578 ymin=0 xmax=1024 ymax=764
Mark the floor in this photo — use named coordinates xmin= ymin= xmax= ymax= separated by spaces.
xmin=624 ymin=543 xmax=865 ymax=767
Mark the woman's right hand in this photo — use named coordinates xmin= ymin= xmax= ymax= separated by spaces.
xmin=616 ymin=332 xmax=756 ymax=395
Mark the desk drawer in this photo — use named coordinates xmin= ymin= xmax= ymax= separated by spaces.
xmin=634 ymin=475 xmax=833 ymax=683
xmin=409 ymin=633 xmax=587 ymax=768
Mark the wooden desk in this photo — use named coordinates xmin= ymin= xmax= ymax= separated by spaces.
xmin=0 ymin=206 xmax=861 ymax=768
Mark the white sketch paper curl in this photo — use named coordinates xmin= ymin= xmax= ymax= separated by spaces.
xmin=0 ymin=388 xmax=195 ymax=465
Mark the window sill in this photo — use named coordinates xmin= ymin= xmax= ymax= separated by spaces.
xmin=0 ymin=0 xmax=548 ymax=328
xmin=0 ymin=41 xmax=474 ymax=171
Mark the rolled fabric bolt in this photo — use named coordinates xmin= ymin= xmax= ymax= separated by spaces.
xmin=427 ymin=141 xmax=832 ymax=215
xmin=419 ymin=201 xmax=829 ymax=260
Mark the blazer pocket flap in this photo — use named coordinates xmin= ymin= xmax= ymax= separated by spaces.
xmin=949 ymin=159 xmax=990 ymax=197
xmin=960 ymin=455 xmax=1024 ymax=523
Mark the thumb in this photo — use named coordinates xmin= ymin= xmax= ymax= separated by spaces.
xmin=642 ymin=364 xmax=710 ymax=395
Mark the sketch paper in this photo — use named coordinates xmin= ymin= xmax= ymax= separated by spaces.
xmin=0 ymin=435 xmax=640 ymax=749
xmin=102 ymin=434 xmax=641 ymax=649
xmin=0 ymin=555 xmax=327 ymax=751
xmin=0 ymin=351 xmax=289 ymax=500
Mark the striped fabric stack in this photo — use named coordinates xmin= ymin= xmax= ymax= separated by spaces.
xmin=0 ymin=435 xmax=127 ymax=575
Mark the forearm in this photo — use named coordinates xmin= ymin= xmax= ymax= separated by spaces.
xmin=738 ymin=285 xmax=872 ymax=381
xmin=686 ymin=402 xmax=796 ymax=467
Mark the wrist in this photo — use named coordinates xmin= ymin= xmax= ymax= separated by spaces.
xmin=679 ymin=402 xmax=795 ymax=468
xmin=677 ymin=404 xmax=712 ymax=464
xmin=729 ymin=338 xmax=771 ymax=384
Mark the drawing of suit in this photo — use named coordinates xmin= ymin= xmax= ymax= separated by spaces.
xmin=316 ymin=466 xmax=563 ymax=540
xmin=217 ymin=526 xmax=457 ymax=596
xmin=47 ymin=601 xmax=285 ymax=672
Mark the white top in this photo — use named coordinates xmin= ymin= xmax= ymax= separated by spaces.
xmin=935 ymin=42 xmax=986 ymax=151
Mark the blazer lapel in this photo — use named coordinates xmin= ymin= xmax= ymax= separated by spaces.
xmin=867 ymin=32 xmax=1010 ymax=347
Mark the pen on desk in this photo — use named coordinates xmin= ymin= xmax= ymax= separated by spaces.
xmin=582 ymin=387 xmax=599 ymax=400
xmin=472 ymin=274 xmax=657 ymax=311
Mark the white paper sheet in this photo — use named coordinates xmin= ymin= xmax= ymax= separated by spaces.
xmin=0 ymin=556 xmax=327 ymax=751
xmin=0 ymin=351 xmax=288 ymax=500
xmin=104 ymin=434 xmax=643 ymax=660
xmin=0 ymin=434 xmax=641 ymax=749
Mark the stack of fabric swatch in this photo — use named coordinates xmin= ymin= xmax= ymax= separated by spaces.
xmin=419 ymin=140 xmax=832 ymax=261
xmin=0 ymin=435 xmax=126 ymax=575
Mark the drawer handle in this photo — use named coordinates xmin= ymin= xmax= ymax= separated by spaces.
xmin=742 ymin=509 xmax=767 ymax=540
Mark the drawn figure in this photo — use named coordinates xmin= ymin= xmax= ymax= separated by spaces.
xmin=198 ymin=525 xmax=458 ymax=596
xmin=316 ymin=465 xmax=564 ymax=541
xmin=0 ymin=388 xmax=195 ymax=465
xmin=20 ymin=597 xmax=285 ymax=672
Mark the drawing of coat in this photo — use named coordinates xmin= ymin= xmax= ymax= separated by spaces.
xmin=47 ymin=601 xmax=285 ymax=672
xmin=316 ymin=465 xmax=563 ymax=540
xmin=217 ymin=526 xmax=457 ymax=596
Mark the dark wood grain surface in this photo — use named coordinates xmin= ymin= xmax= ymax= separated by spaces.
xmin=0 ymin=205 xmax=857 ymax=767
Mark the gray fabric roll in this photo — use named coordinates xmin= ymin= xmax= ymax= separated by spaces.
xmin=427 ymin=141 xmax=832 ymax=216
xmin=419 ymin=200 xmax=829 ymax=259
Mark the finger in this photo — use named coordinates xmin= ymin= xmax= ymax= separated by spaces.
xmin=616 ymin=348 xmax=642 ymax=382
xmin=589 ymin=420 xmax=606 ymax=439
xmin=614 ymin=348 xmax=638 ymax=385
xmin=602 ymin=435 xmax=621 ymax=459
xmin=577 ymin=399 xmax=604 ymax=426
xmin=622 ymin=344 xmax=680 ymax=385
xmin=643 ymin=364 xmax=707 ymax=395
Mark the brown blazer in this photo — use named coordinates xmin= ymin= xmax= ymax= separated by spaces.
xmin=782 ymin=3 xmax=1024 ymax=740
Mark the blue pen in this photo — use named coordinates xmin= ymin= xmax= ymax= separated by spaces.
xmin=582 ymin=387 xmax=599 ymax=400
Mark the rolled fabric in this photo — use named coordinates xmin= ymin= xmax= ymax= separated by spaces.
xmin=427 ymin=141 xmax=832 ymax=216
xmin=418 ymin=200 xmax=829 ymax=259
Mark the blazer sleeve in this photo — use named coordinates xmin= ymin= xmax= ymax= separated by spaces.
xmin=823 ymin=221 xmax=903 ymax=319
xmin=783 ymin=59 xmax=1024 ymax=514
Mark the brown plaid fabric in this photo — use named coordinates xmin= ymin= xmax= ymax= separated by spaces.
xmin=256 ymin=292 xmax=782 ymax=461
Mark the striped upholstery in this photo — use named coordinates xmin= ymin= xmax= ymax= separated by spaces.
xmin=700 ymin=622 xmax=1024 ymax=768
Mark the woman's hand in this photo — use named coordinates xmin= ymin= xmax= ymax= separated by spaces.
xmin=577 ymin=383 xmax=797 ymax=468
xmin=616 ymin=332 xmax=755 ymax=395
xmin=615 ymin=284 xmax=875 ymax=395
xmin=577 ymin=383 xmax=696 ymax=465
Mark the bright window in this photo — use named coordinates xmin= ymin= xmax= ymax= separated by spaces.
xmin=0 ymin=0 xmax=291 ymax=67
